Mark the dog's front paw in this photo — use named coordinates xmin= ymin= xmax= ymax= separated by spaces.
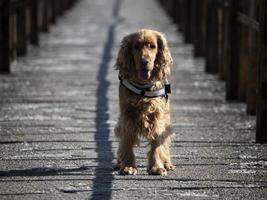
xmin=164 ymin=162 xmax=175 ymax=171
xmin=148 ymin=167 xmax=167 ymax=176
xmin=119 ymin=166 xmax=137 ymax=175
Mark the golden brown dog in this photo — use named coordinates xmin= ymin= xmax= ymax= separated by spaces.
xmin=114 ymin=29 xmax=174 ymax=175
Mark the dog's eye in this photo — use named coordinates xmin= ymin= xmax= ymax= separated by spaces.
xmin=149 ymin=44 xmax=156 ymax=49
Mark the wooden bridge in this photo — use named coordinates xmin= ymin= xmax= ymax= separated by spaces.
xmin=0 ymin=0 xmax=266 ymax=199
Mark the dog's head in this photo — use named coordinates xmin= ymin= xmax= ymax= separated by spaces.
xmin=115 ymin=29 xmax=173 ymax=84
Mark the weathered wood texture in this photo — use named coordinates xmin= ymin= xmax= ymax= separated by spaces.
xmin=159 ymin=0 xmax=266 ymax=143
xmin=0 ymin=0 xmax=78 ymax=73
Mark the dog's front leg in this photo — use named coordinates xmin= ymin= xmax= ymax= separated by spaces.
xmin=147 ymin=135 xmax=174 ymax=175
xmin=147 ymin=139 xmax=167 ymax=176
xmin=115 ymin=134 xmax=137 ymax=175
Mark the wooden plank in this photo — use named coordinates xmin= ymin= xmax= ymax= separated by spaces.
xmin=0 ymin=1 xmax=265 ymax=198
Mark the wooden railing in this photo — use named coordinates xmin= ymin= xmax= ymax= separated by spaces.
xmin=158 ymin=0 xmax=266 ymax=143
xmin=0 ymin=0 xmax=78 ymax=74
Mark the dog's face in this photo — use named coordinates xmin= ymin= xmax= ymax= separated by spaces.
xmin=116 ymin=29 xmax=172 ymax=84
xmin=131 ymin=32 xmax=158 ymax=81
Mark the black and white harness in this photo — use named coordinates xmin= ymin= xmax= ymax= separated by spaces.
xmin=119 ymin=76 xmax=171 ymax=98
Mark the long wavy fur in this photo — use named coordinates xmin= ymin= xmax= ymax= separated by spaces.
xmin=114 ymin=29 xmax=174 ymax=176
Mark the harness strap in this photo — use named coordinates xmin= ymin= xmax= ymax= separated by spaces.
xmin=119 ymin=76 xmax=171 ymax=98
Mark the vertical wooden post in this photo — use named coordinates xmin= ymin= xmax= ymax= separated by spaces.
xmin=42 ymin=0 xmax=49 ymax=32
xmin=226 ymin=0 xmax=239 ymax=100
xmin=0 ymin=1 xmax=2 ymax=70
xmin=205 ymin=0 xmax=219 ymax=73
xmin=30 ymin=0 xmax=39 ymax=45
xmin=184 ymin=0 xmax=192 ymax=43
xmin=222 ymin=0 xmax=232 ymax=85
xmin=179 ymin=0 xmax=192 ymax=42
xmin=193 ymin=0 xmax=205 ymax=57
xmin=178 ymin=0 xmax=185 ymax=33
xmin=245 ymin=1 xmax=259 ymax=115
xmin=238 ymin=1 xmax=249 ymax=102
xmin=51 ymin=0 xmax=57 ymax=24
xmin=166 ymin=0 xmax=172 ymax=16
xmin=190 ymin=0 xmax=197 ymax=49
xmin=17 ymin=1 xmax=27 ymax=56
xmin=1 ymin=0 xmax=10 ymax=73
xmin=10 ymin=3 xmax=18 ymax=62
xmin=172 ymin=0 xmax=181 ymax=26
xmin=217 ymin=0 xmax=226 ymax=80
xmin=256 ymin=0 xmax=267 ymax=143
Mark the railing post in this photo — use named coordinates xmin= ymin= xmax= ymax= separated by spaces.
xmin=205 ymin=0 xmax=219 ymax=73
xmin=221 ymin=0 xmax=232 ymax=84
xmin=51 ymin=0 xmax=57 ymax=24
xmin=1 ymin=0 xmax=10 ymax=73
xmin=0 ymin=0 xmax=78 ymax=74
xmin=178 ymin=0 xmax=192 ymax=43
xmin=190 ymin=0 xmax=197 ymax=48
xmin=226 ymin=0 xmax=240 ymax=100
xmin=17 ymin=1 xmax=27 ymax=56
xmin=245 ymin=1 xmax=260 ymax=115
xmin=184 ymin=0 xmax=192 ymax=43
xmin=193 ymin=0 xmax=207 ymax=57
xmin=256 ymin=0 xmax=267 ymax=143
xmin=41 ymin=0 xmax=49 ymax=32
xmin=172 ymin=0 xmax=181 ymax=26
xmin=0 ymin=1 xmax=4 ymax=73
xmin=217 ymin=0 xmax=226 ymax=80
xmin=30 ymin=0 xmax=39 ymax=45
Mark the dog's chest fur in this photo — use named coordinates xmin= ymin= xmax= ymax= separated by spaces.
xmin=119 ymin=86 xmax=170 ymax=140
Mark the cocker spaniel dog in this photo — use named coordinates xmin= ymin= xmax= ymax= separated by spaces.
xmin=114 ymin=29 xmax=174 ymax=176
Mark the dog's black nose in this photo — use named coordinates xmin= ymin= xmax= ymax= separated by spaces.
xmin=141 ymin=58 xmax=149 ymax=66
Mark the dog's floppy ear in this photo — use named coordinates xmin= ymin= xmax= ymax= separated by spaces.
xmin=115 ymin=34 xmax=135 ymax=78
xmin=155 ymin=31 xmax=173 ymax=69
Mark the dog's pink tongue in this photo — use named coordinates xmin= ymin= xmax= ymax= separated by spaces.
xmin=139 ymin=70 xmax=151 ymax=80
